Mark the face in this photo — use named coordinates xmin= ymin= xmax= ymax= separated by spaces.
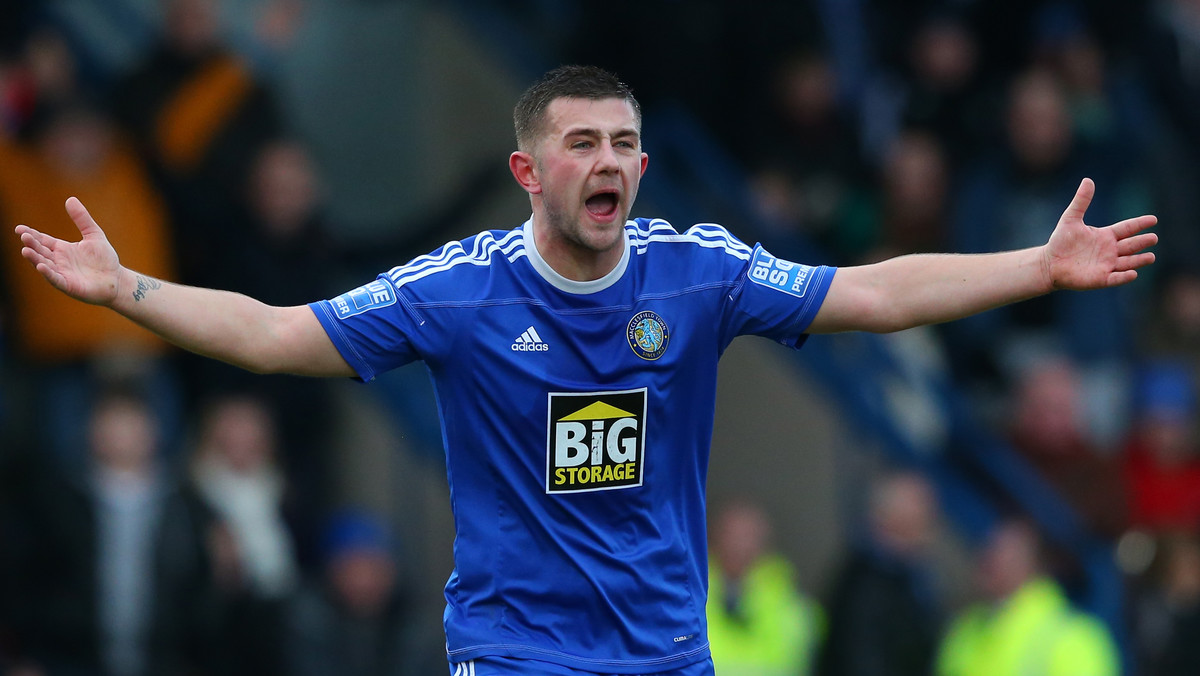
xmin=1012 ymin=361 xmax=1081 ymax=455
xmin=871 ymin=473 xmax=938 ymax=557
xmin=251 ymin=142 xmax=319 ymax=237
xmin=90 ymin=399 xmax=158 ymax=472
xmin=515 ymin=97 xmax=647 ymax=268
xmin=204 ymin=400 xmax=275 ymax=473
xmin=166 ymin=0 xmax=220 ymax=56
xmin=330 ymin=550 xmax=396 ymax=618
xmin=1007 ymin=71 xmax=1071 ymax=170
xmin=711 ymin=503 xmax=769 ymax=581
xmin=977 ymin=522 xmax=1037 ymax=601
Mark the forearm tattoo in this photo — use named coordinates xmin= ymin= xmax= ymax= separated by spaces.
xmin=131 ymin=275 xmax=162 ymax=302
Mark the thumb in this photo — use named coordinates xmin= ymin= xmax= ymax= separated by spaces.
xmin=1061 ymin=178 xmax=1095 ymax=224
xmin=65 ymin=197 xmax=104 ymax=239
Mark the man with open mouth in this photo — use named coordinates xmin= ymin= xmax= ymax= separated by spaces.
xmin=14 ymin=64 xmax=1157 ymax=676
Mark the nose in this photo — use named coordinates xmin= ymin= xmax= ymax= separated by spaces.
xmin=595 ymin=139 xmax=620 ymax=174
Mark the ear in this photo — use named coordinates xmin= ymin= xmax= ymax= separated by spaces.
xmin=509 ymin=151 xmax=541 ymax=195
xmin=640 ymin=152 xmax=649 ymax=177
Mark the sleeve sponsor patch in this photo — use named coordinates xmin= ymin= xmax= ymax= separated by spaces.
xmin=747 ymin=246 xmax=816 ymax=298
xmin=331 ymin=278 xmax=398 ymax=319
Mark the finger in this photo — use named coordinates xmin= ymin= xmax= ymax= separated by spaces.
xmin=34 ymin=261 xmax=68 ymax=291
xmin=19 ymin=229 xmax=56 ymax=259
xmin=1061 ymin=178 xmax=1095 ymax=223
xmin=19 ymin=243 xmax=50 ymax=268
xmin=1116 ymin=232 xmax=1158 ymax=256
xmin=1115 ymin=251 xmax=1156 ymax=272
xmin=20 ymin=243 xmax=65 ymax=287
xmin=1107 ymin=270 xmax=1138 ymax=286
xmin=18 ymin=224 xmax=57 ymax=244
xmin=1108 ymin=214 xmax=1158 ymax=239
xmin=65 ymin=196 xmax=103 ymax=238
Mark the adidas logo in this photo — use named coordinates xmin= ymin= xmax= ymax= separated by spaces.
xmin=511 ymin=326 xmax=550 ymax=352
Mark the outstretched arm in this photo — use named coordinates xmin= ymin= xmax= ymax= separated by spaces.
xmin=15 ymin=197 xmax=354 ymax=377
xmin=808 ymin=178 xmax=1158 ymax=334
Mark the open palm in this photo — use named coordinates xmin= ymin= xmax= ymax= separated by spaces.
xmin=1045 ymin=178 xmax=1158 ymax=291
xmin=14 ymin=197 xmax=122 ymax=306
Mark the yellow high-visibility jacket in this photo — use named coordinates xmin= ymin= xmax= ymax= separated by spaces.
xmin=707 ymin=555 xmax=824 ymax=676
xmin=936 ymin=577 xmax=1119 ymax=676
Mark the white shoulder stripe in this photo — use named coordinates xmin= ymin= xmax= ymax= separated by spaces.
xmin=385 ymin=229 xmax=522 ymax=277
xmin=634 ymin=234 xmax=752 ymax=260
xmin=629 ymin=218 xmax=679 ymax=240
xmin=629 ymin=220 xmax=753 ymax=260
xmin=684 ymin=223 xmax=754 ymax=253
xmin=386 ymin=230 xmax=524 ymax=288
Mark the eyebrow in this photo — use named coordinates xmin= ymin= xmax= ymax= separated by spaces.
xmin=563 ymin=126 xmax=640 ymax=141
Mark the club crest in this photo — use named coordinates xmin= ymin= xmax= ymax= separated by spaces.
xmin=626 ymin=311 xmax=669 ymax=361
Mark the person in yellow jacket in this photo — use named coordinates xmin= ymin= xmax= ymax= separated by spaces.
xmin=936 ymin=520 xmax=1120 ymax=676
xmin=707 ymin=500 xmax=824 ymax=676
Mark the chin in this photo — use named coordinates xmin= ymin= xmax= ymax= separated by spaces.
xmin=575 ymin=229 xmax=623 ymax=254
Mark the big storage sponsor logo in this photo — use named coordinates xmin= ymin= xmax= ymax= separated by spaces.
xmin=546 ymin=388 xmax=646 ymax=494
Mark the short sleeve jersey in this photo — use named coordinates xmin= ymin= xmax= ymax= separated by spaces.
xmin=309 ymin=217 xmax=836 ymax=673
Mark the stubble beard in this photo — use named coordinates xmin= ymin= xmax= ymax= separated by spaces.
xmin=542 ymin=195 xmax=625 ymax=255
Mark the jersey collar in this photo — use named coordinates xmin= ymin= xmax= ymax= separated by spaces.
xmin=522 ymin=217 xmax=631 ymax=295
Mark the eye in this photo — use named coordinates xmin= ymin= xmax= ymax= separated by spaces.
xmin=571 ymin=140 xmax=593 ymax=150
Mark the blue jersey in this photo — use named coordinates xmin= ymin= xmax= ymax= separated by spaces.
xmin=309 ymin=217 xmax=836 ymax=673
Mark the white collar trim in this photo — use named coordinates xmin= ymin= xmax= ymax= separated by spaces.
xmin=522 ymin=217 xmax=630 ymax=295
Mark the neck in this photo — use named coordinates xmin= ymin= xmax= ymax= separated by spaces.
xmin=531 ymin=213 xmax=625 ymax=282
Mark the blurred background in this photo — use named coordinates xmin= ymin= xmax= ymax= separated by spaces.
xmin=1 ymin=0 xmax=1199 ymax=674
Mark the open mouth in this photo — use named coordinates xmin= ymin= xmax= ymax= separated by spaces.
xmin=585 ymin=191 xmax=619 ymax=219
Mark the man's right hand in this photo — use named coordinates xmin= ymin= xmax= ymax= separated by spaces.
xmin=15 ymin=196 xmax=123 ymax=306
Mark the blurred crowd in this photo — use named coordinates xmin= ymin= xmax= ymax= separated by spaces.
xmin=0 ymin=0 xmax=433 ymax=674
xmin=1 ymin=0 xmax=1200 ymax=674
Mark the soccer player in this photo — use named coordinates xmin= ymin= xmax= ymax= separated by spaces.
xmin=14 ymin=65 xmax=1157 ymax=676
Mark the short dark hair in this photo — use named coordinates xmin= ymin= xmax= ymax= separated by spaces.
xmin=513 ymin=65 xmax=641 ymax=151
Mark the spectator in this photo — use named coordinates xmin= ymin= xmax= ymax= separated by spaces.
xmin=0 ymin=94 xmax=179 ymax=467
xmin=190 ymin=393 xmax=301 ymax=676
xmin=745 ymin=50 xmax=874 ymax=264
xmin=1032 ymin=5 xmax=1125 ymax=148
xmin=819 ymin=471 xmax=944 ymax=676
xmin=1128 ymin=532 xmax=1200 ymax=676
xmin=1141 ymin=266 xmax=1200 ymax=374
xmin=3 ymin=383 xmax=226 ymax=676
xmin=223 ymin=138 xmax=342 ymax=306
xmin=935 ymin=519 xmax=1121 ymax=676
xmin=285 ymin=508 xmax=421 ymax=676
xmin=707 ymin=499 xmax=823 ymax=676
xmin=0 ymin=96 xmax=174 ymax=363
xmin=110 ymin=0 xmax=285 ymax=291
xmin=1122 ymin=361 xmax=1200 ymax=533
xmin=1006 ymin=355 xmax=1127 ymax=539
xmin=862 ymin=12 xmax=998 ymax=169
xmin=859 ymin=128 xmax=951 ymax=264
xmin=0 ymin=28 xmax=82 ymax=140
